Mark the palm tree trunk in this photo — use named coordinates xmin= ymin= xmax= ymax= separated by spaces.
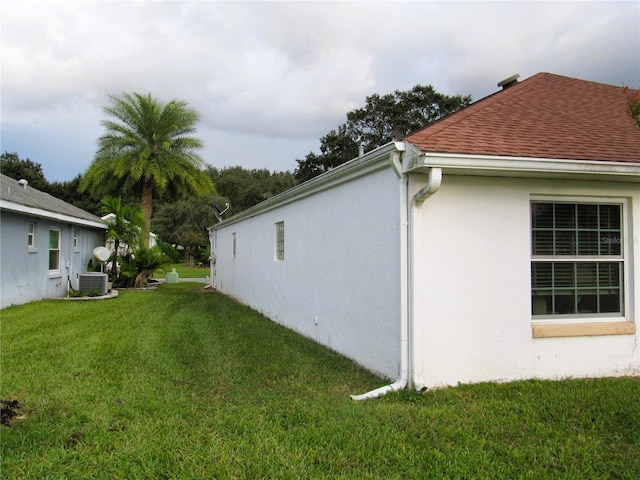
xmin=141 ymin=182 xmax=153 ymax=248
xmin=111 ymin=238 xmax=120 ymax=282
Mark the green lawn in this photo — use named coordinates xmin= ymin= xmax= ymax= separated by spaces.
xmin=1 ymin=284 xmax=639 ymax=479
xmin=154 ymin=263 xmax=210 ymax=279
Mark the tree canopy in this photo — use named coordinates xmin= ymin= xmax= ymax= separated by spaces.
xmin=80 ymin=92 xmax=214 ymax=244
xmin=0 ymin=152 xmax=48 ymax=190
xmin=206 ymin=166 xmax=297 ymax=216
xmin=294 ymin=84 xmax=472 ymax=182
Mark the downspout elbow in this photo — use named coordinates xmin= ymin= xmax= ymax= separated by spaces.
xmin=389 ymin=141 xmax=405 ymax=179
xmin=410 ymin=167 xmax=442 ymax=209
xmin=350 ymin=377 xmax=407 ymax=401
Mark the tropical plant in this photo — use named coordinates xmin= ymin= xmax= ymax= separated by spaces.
xmin=116 ymin=246 xmax=168 ymax=288
xmin=101 ymin=195 xmax=145 ymax=282
xmin=80 ymin=92 xmax=214 ymax=244
xmin=132 ymin=246 xmax=170 ymax=288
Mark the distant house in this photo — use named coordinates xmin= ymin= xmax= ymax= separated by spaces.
xmin=0 ymin=174 xmax=107 ymax=308
xmin=101 ymin=213 xmax=157 ymax=254
xmin=209 ymin=73 xmax=640 ymax=396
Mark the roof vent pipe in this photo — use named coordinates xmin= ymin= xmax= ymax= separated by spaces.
xmin=18 ymin=179 xmax=28 ymax=190
xmin=359 ymin=144 xmax=365 ymax=156
xmin=497 ymin=73 xmax=520 ymax=90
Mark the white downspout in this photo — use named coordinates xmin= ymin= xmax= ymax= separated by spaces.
xmin=208 ymin=228 xmax=216 ymax=289
xmin=351 ymin=142 xmax=408 ymax=400
xmin=409 ymin=167 xmax=442 ymax=391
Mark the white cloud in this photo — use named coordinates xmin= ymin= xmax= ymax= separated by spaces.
xmin=1 ymin=0 xmax=638 ymax=181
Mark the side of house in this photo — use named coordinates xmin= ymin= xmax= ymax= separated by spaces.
xmin=211 ymin=146 xmax=404 ymax=378
xmin=407 ymin=169 xmax=639 ymax=388
xmin=403 ymin=73 xmax=640 ymax=388
xmin=0 ymin=174 xmax=107 ymax=308
xmin=210 ymin=73 xmax=640 ymax=390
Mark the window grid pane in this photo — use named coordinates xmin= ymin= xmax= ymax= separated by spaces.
xmin=531 ymin=203 xmax=622 ymax=257
xmin=275 ymin=222 xmax=284 ymax=260
xmin=28 ymin=223 xmax=35 ymax=247
xmin=49 ymin=229 xmax=60 ymax=271
xmin=531 ymin=201 xmax=623 ymax=317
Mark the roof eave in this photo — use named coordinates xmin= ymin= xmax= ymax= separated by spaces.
xmin=0 ymin=200 xmax=108 ymax=229
xmin=406 ymin=152 xmax=640 ymax=183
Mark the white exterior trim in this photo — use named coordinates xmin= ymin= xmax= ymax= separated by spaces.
xmin=406 ymin=150 xmax=640 ymax=182
xmin=0 ymin=199 xmax=107 ymax=229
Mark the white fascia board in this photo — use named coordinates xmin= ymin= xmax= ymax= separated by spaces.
xmin=0 ymin=199 xmax=108 ymax=230
xmin=406 ymin=152 xmax=640 ymax=182
xmin=209 ymin=142 xmax=402 ymax=231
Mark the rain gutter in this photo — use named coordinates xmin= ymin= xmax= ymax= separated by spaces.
xmin=350 ymin=141 xmax=410 ymax=400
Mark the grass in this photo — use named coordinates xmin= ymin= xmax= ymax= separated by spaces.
xmin=1 ymin=284 xmax=639 ymax=479
xmin=154 ymin=263 xmax=210 ymax=279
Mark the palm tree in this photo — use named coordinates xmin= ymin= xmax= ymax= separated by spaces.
xmin=80 ymin=92 xmax=214 ymax=245
xmin=101 ymin=195 xmax=145 ymax=282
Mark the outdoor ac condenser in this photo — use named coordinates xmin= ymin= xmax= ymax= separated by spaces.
xmin=78 ymin=273 xmax=108 ymax=295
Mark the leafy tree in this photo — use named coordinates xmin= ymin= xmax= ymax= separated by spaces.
xmin=295 ymin=84 xmax=472 ymax=182
xmin=0 ymin=152 xmax=48 ymax=190
xmin=624 ymin=86 xmax=640 ymax=128
xmin=152 ymin=198 xmax=218 ymax=265
xmin=80 ymin=92 xmax=214 ymax=245
xmin=46 ymin=175 xmax=102 ymax=216
xmin=101 ymin=196 xmax=145 ymax=282
xmin=206 ymin=166 xmax=297 ymax=215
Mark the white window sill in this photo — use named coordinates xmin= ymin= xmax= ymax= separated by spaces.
xmin=49 ymin=271 xmax=62 ymax=279
xmin=532 ymin=321 xmax=636 ymax=338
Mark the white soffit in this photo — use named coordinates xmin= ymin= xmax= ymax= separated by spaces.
xmin=406 ymin=152 xmax=640 ymax=183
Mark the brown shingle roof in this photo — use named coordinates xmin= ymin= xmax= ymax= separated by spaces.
xmin=405 ymin=73 xmax=640 ymax=163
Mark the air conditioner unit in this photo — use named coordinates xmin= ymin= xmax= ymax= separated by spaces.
xmin=78 ymin=273 xmax=108 ymax=295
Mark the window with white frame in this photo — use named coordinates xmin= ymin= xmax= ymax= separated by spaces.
xmin=232 ymin=232 xmax=237 ymax=258
xmin=49 ymin=228 xmax=61 ymax=272
xmin=28 ymin=223 xmax=35 ymax=248
xmin=275 ymin=221 xmax=285 ymax=261
xmin=73 ymin=229 xmax=79 ymax=250
xmin=531 ymin=201 xmax=624 ymax=318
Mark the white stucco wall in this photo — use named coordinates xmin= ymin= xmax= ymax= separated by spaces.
xmin=416 ymin=175 xmax=639 ymax=387
xmin=213 ymin=162 xmax=402 ymax=379
xmin=1 ymin=212 xmax=105 ymax=308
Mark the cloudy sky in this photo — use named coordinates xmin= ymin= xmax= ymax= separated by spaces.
xmin=2 ymin=1 xmax=639 ymax=182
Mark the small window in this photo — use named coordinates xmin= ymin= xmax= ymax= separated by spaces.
xmin=49 ymin=228 xmax=61 ymax=272
xmin=232 ymin=233 xmax=237 ymax=258
xmin=531 ymin=201 xmax=624 ymax=317
xmin=73 ymin=229 xmax=79 ymax=250
xmin=275 ymin=221 xmax=285 ymax=261
xmin=28 ymin=223 xmax=35 ymax=248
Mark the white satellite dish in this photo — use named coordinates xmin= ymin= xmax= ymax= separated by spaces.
xmin=93 ymin=246 xmax=111 ymax=262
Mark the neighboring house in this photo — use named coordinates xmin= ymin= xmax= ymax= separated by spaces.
xmin=209 ymin=73 xmax=640 ymax=395
xmin=101 ymin=213 xmax=157 ymax=255
xmin=0 ymin=174 xmax=107 ymax=308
